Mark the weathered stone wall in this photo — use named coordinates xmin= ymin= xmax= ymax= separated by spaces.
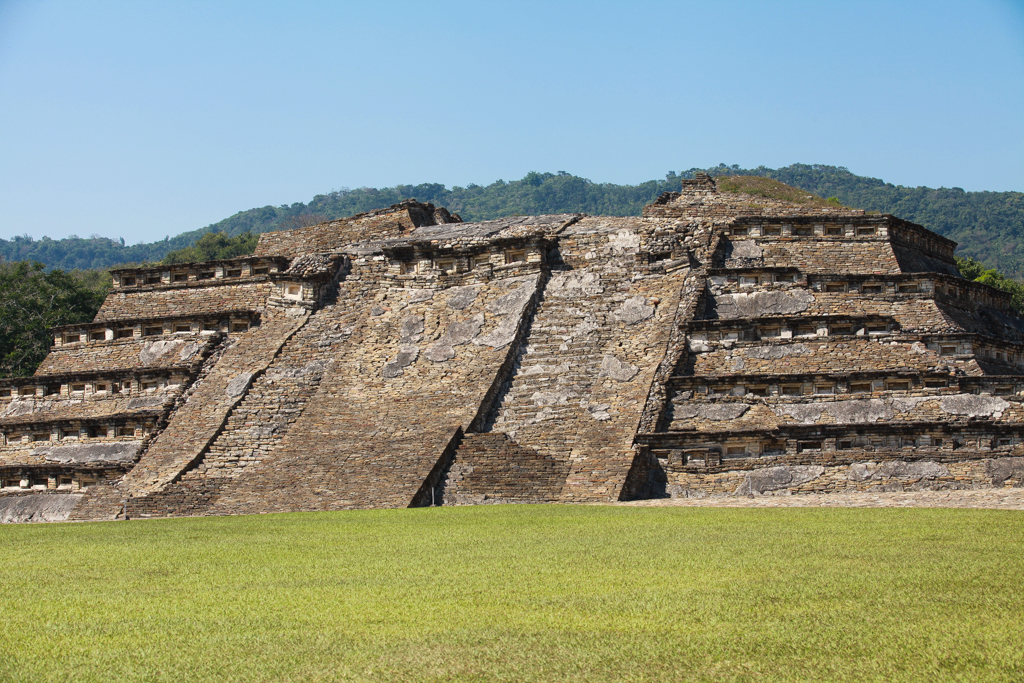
xmin=723 ymin=237 xmax=902 ymax=273
xmin=667 ymin=391 xmax=1024 ymax=433
xmin=485 ymin=224 xmax=647 ymax=451
xmin=1 ymin=465 xmax=127 ymax=497
xmin=440 ymin=433 xmax=569 ymax=505
xmin=633 ymin=177 xmax=1024 ymax=502
xmin=95 ymin=281 xmax=274 ymax=322
xmin=0 ymin=425 xmax=150 ymax=468
xmin=545 ymin=223 xmax=691 ymax=501
xmin=937 ymin=300 xmax=1024 ymax=341
xmin=700 ymin=277 xmax=1022 ymax=339
xmin=181 ymin=311 xmax=346 ymax=480
xmin=35 ymin=334 xmax=215 ymax=376
xmin=662 ymin=456 xmax=1024 ymax=498
xmin=0 ymin=493 xmax=83 ymax=523
xmin=253 ymin=200 xmax=460 ymax=258
xmin=254 ymin=211 xmax=414 ymax=258
xmin=687 ymin=338 xmax=955 ymax=376
xmin=642 ymin=175 xmax=867 ymax=221
xmin=108 ymin=257 xmax=290 ymax=289
xmin=0 ymin=393 xmax=172 ymax=432
xmin=890 ymin=222 xmax=959 ymax=275
xmin=67 ymin=480 xmax=127 ymax=521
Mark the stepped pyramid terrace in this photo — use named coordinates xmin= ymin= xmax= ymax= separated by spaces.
xmin=2 ymin=174 xmax=1023 ymax=522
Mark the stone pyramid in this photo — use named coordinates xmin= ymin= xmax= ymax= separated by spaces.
xmin=1 ymin=175 xmax=1021 ymax=522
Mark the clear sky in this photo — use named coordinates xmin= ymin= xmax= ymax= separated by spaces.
xmin=1 ymin=0 xmax=1022 ymax=244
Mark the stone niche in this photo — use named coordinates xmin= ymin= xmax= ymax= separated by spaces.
xmin=385 ymin=239 xmax=547 ymax=282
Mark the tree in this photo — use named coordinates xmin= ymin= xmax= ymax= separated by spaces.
xmin=957 ymin=256 xmax=1024 ymax=313
xmin=161 ymin=231 xmax=260 ymax=264
xmin=0 ymin=262 xmax=108 ymax=377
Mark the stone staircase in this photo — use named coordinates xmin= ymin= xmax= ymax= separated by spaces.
xmin=67 ymin=482 xmax=124 ymax=522
xmin=176 ymin=299 xmax=358 ymax=482
xmin=439 ymin=433 xmax=569 ymax=504
xmin=120 ymin=281 xmax=371 ymax=517
xmin=446 ymin=264 xmax=638 ymax=502
xmin=488 ymin=266 xmax=626 ymax=455
xmin=120 ymin=310 xmax=309 ymax=506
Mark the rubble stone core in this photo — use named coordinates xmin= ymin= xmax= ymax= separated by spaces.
xmin=3 ymin=179 xmax=1023 ymax=522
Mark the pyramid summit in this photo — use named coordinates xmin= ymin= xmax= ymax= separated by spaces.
xmin=2 ymin=174 xmax=1022 ymax=522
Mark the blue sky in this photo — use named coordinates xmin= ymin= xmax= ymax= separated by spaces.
xmin=1 ymin=0 xmax=1022 ymax=244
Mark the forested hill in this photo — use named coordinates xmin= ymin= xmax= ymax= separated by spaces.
xmin=3 ymin=164 xmax=1023 ymax=275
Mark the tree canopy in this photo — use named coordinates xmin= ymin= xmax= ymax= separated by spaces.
xmin=956 ymin=256 xmax=1024 ymax=312
xmin=0 ymin=263 xmax=109 ymax=377
xmin=161 ymin=231 xmax=259 ymax=264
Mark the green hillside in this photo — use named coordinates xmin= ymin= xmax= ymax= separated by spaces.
xmin=2 ymin=165 xmax=1022 ymax=274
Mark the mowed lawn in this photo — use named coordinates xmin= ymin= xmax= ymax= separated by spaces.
xmin=1 ymin=505 xmax=1022 ymax=682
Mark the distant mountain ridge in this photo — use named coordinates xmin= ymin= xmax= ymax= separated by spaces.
xmin=4 ymin=164 xmax=1022 ymax=275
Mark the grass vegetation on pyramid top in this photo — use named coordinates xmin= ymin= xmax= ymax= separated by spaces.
xmin=715 ymin=175 xmax=847 ymax=208
xmin=0 ymin=505 xmax=1021 ymax=682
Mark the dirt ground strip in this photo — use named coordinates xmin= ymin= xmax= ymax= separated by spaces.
xmin=612 ymin=488 xmax=1024 ymax=510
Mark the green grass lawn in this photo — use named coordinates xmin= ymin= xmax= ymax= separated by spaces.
xmin=0 ymin=505 xmax=1021 ymax=682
